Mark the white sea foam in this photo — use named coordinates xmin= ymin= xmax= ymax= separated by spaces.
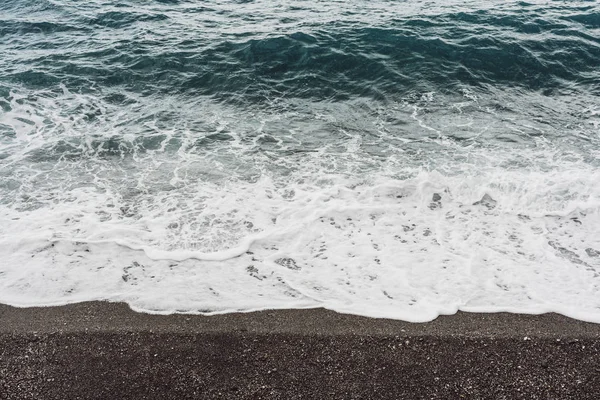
xmin=1 ymin=87 xmax=599 ymax=322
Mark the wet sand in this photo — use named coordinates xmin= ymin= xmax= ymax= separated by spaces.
xmin=1 ymin=302 xmax=599 ymax=399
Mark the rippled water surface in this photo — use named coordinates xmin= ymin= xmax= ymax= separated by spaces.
xmin=1 ymin=0 xmax=599 ymax=321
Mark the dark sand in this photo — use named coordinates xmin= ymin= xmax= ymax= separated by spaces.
xmin=1 ymin=302 xmax=599 ymax=399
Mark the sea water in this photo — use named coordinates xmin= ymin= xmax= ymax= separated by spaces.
xmin=1 ymin=0 xmax=599 ymax=322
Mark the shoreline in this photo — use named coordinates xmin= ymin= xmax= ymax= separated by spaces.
xmin=2 ymin=301 xmax=600 ymax=337
xmin=1 ymin=302 xmax=600 ymax=399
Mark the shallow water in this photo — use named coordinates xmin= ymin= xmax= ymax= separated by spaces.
xmin=1 ymin=0 xmax=599 ymax=322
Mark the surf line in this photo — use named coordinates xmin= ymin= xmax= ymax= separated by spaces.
xmin=42 ymin=199 xmax=447 ymax=262
xmin=47 ymin=233 xmax=271 ymax=262
xmin=46 ymin=218 xmax=309 ymax=262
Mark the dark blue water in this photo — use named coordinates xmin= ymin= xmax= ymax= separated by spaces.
xmin=0 ymin=0 xmax=599 ymax=321
xmin=1 ymin=1 xmax=599 ymax=99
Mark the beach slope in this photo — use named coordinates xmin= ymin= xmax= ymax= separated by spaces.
xmin=1 ymin=302 xmax=599 ymax=399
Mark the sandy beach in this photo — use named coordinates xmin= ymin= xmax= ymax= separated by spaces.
xmin=1 ymin=302 xmax=599 ymax=399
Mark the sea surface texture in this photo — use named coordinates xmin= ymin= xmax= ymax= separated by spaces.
xmin=1 ymin=0 xmax=599 ymax=322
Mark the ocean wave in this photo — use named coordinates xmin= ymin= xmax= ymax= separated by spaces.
xmin=1 ymin=0 xmax=599 ymax=322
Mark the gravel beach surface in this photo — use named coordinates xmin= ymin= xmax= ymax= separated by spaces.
xmin=1 ymin=302 xmax=600 ymax=399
